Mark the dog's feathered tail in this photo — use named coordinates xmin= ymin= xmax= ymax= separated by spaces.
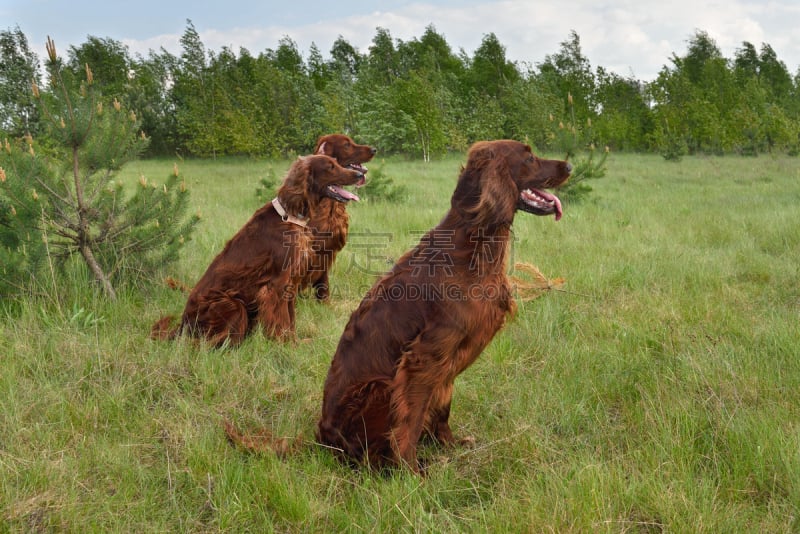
xmin=150 ymin=315 xmax=180 ymax=340
xmin=223 ymin=420 xmax=302 ymax=458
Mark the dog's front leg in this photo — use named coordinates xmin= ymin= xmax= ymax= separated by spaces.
xmin=424 ymin=380 xmax=456 ymax=445
xmin=388 ymin=343 xmax=450 ymax=471
xmin=256 ymin=283 xmax=296 ymax=341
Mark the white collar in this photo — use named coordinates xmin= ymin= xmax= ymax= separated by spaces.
xmin=271 ymin=197 xmax=308 ymax=228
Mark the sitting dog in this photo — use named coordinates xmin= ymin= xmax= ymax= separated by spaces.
xmin=316 ymin=140 xmax=572 ymax=470
xmin=151 ymin=155 xmax=365 ymax=346
xmin=301 ymin=134 xmax=376 ymax=301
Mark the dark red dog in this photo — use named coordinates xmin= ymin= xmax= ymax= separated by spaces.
xmin=316 ymin=140 xmax=572 ymax=470
xmin=151 ymin=155 xmax=365 ymax=347
xmin=301 ymin=134 xmax=376 ymax=301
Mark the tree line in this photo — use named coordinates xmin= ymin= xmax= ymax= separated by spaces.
xmin=2 ymin=22 xmax=800 ymax=160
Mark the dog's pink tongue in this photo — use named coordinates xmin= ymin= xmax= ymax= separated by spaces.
xmin=330 ymin=185 xmax=360 ymax=202
xmin=538 ymin=189 xmax=562 ymax=221
xmin=551 ymin=193 xmax=563 ymax=221
xmin=523 ymin=188 xmax=563 ymax=220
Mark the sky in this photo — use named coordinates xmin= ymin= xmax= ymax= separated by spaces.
xmin=4 ymin=0 xmax=800 ymax=82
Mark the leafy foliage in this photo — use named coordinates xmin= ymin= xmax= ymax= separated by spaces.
xmin=0 ymin=137 xmax=51 ymax=298
xmin=357 ymin=159 xmax=407 ymax=203
xmin=0 ymin=26 xmax=41 ymax=137
xmin=254 ymin=164 xmax=279 ymax=202
xmin=3 ymin=24 xmax=800 ymax=162
xmin=0 ymin=38 xmax=199 ymax=299
xmin=649 ymin=31 xmax=800 ymax=158
xmin=551 ymin=93 xmax=609 ymax=201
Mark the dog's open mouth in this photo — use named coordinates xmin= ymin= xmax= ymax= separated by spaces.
xmin=347 ymin=163 xmax=368 ymax=187
xmin=519 ymin=188 xmax=563 ymax=220
xmin=327 ymin=184 xmax=360 ymax=202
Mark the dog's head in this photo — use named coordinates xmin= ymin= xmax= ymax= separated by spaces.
xmin=453 ymin=140 xmax=572 ymax=227
xmin=279 ymin=154 xmax=366 ymax=216
xmin=314 ymin=134 xmax=377 ymax=188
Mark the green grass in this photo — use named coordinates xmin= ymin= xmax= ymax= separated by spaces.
xmin=2 ymin=152 xmax=800 ymax=532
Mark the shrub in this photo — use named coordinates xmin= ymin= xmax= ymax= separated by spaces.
xmin=0 ymin=38 xmax=199 ymax=300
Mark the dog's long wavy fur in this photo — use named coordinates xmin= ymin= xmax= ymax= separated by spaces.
xmin=150 ymin=154 xmax=365 ymax=347
xmin=225 ymin=140 xmax=572 ymax=472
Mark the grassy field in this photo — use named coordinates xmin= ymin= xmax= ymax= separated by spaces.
xmin=1 ymin=151 xmax=799 ymax=532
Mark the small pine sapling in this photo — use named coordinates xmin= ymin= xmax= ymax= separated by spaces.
xmin=0 ymin=38 xmax=199 ymax=299
xmin=550 ymin=92 xmax=609 ymax=202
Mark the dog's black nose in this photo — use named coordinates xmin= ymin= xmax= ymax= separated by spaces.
xmin=565 ymin=162 xmax=573 ymax=174
xmin=370 ymin=147 xmax=377 ymax=155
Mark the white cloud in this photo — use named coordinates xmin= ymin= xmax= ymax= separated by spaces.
xmin=100 ymin=0 xmax=800 ymax=81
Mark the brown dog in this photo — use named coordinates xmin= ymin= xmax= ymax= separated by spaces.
xmin=302 ymin=134 xmax=376 ymax=301
xmin=316 ymin=140 xmax=572 ymax=470
xmin=151 ymin=155 xmax=365 ymax=347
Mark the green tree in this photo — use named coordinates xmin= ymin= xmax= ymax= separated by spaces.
xmin=735 ymin=42 xmax=799 ymax=153
xmin=397 ymin=25 xmax=468 ymax=149
xmin=502 ymin=73 xmax=561 ymax=150
xmin=67 ymin=36 xmax=180 ymax=155
xmin=318 ymin=37 xmax=364 ymax=136
xmin=734 ymin=41 xmax=760 ymax=81
xmin=67 ymin=36 xmax=132 ymax=100
xmin=307 ymin=43 xmax=329 ymax=91
xmin=649 ymin=31 xmax=734 ymax=155
xmin=357 ymin=90 xmax=416 ymax=154
xmin=468 ymin=32 xmax=519 ymax=100
xmin=647 ymin=65 xmax=692 ymax=159
xmin=0 ymin=136 xmax=50 ymax=298
xmin=758 ymin=44 xmax=793 ymax=103
xmin=0 ymin=38 xmax=199 ymax=299
xmin=0 ymin=26 xmax=41 ymax=137
xmin=552 ymin=93 xmax=609 ymax=201
xmin=398 ymin=25 xmax=465 ymax=80
xmin=204 ymin=47 xmax=263 ymax=155
xmin=538 ymin=31 xmax=596 ymax=125
xmin=365 ymin=27 xmax=400 ymax=86
xmin=594 ymin=68 xmax=653 ymax=151
xmin=355 ymin=29 xmax=410 ymax=151
xmin=7 ymin=23 xmax=792 ymax=159
xmin=679 ymin=30 xmax=722 ymax=85
xmin=330 ymin=36 xmax=363 ymax=81
xmin=268 ymin=36 xmax=305 ymax=75
xmin=266 ymin=36 xmax=322 ymax=150
xmin=246 ymin=51 xmax=294 ymax=155
xmin=393 ymin=71 xmax=447 ymax=161
xmin=729 ymin=46 xmax=796 ymax=155
xmin=457 ymin=89 xmax=505 ymax=144
xmin=789 ymin=70 xmax=800 ymax=152
xmin=171 ymin=20 xmax=216 ymax=156
xmin=130 ymin=49 xmax=180 ymax=155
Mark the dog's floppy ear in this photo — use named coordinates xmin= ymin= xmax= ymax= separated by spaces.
xmin=453 ymin=142 xmax=518 ymax=227
xmin=277 ymin=156 xmax=311 ymax=215
xmin=474 ymin=155 xmax=518 ymax=227
xmin=316 ymin=141 xmax=328 ymax=155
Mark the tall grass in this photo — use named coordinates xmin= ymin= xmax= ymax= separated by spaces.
xmin=2 ymin=153 xmax=799 ymax=531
